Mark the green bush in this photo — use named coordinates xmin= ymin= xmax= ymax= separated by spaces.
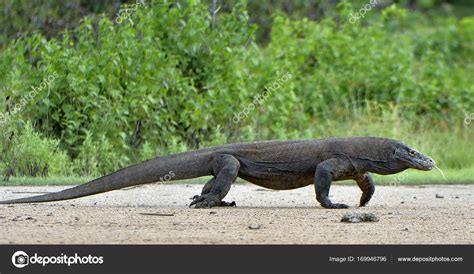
xmin=1 ymin=0 xmax=260 ymax=162
xmin=0 ymin=122 xmax=71 ymax=178
xmin=71 ymin=133 xmax=120 ymax=177
xmin=0 ymin=0 xmax=472 ymax=177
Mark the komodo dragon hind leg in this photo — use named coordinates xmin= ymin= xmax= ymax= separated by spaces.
xmin=314 ymin=158 xmax=352 ymax=209
xmin=355 ymin=172 xmax=375 ymax=207
xmin=193 ymin=178 xmax=236 ymax=207
xmin=190 ymin=154 xmax=240 ymax=208
xmin=200 ymin=178 xmax=215 ymax=195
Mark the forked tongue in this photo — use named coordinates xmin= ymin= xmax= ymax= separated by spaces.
xmin=434 ymin=165 xmax=446 ymax=180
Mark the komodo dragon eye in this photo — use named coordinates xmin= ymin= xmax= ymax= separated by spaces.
xmin=408 ymin=150 xmax=416 ymax=156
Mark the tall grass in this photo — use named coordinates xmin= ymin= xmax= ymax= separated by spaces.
xmin=234 ymin=103 xmax=473 ymax=170
xmin=322 ymin=103 xmax=474 ymax=170
xmin=0 ymin=1 xmax=472 ymax=182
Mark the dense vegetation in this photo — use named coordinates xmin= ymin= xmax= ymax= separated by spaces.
xmin=0 ymin=0 xmax=473 ymax=180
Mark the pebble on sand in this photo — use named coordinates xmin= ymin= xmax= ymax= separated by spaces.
xmin=341 ymin=212 xmax=379 ymax=223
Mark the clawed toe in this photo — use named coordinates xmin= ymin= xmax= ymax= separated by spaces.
xmin=321 ymin=202 xmax=350 ymax=209
xmin=332 ymin=203 xmax=349 ymax=209
xmin=219 ymin=201 xmax=236 ymax=207
xmin=189 ymin=194 xmax=221 ymax=208
xmin=189 ymin=195 xmax=204 ymax=207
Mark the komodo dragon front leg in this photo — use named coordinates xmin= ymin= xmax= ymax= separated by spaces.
xmin=315 ymin=158 xmax=376 ymax=209
xmin=355 ymin=172 xmax=375 ymax=207
xmin=190 ymin=154 xmax=240 ymax=208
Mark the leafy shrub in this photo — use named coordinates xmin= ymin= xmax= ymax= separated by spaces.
xmin=0 ymin=0 xmax=472 ymax=176
xmin=0 ymin=122 xmax=71 ymax=178
xmin=72 ymin=133 xmax=121 ymax=177
xmin=1 ymin=0 xmax=260 ymax=162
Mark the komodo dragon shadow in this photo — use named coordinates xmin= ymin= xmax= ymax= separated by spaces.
xmin=0 ymin=137 xmax=436 ymax=209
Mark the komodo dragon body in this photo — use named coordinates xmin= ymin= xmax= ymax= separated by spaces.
xmin=0 ymin=137 xmax=435 ymax=208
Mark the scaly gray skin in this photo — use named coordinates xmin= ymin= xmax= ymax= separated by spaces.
xmin=0 ymin=137 xmax=435 ymax=209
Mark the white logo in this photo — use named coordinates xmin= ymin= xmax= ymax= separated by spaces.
xmin=12 ymin=251 xmax=29 ymax=268
xmin=11 ymin=250 xmax=104 ymax=268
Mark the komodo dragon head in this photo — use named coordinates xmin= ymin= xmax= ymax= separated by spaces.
xmin=392 ymin=142 xmax=435 ymax=171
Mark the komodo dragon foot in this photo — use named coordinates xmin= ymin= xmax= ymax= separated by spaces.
xmin=322 ymin=203 xmax=349 ymax=209
xmin=190 ymin=194 xmax=236 ymax=208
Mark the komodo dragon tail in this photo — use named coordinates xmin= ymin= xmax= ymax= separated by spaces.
xmin=0 ymin=150 xmax=213 ymax=204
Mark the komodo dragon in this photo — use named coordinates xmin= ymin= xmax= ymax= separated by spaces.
xmin=0 ymin=137 xmax=435 ymax=208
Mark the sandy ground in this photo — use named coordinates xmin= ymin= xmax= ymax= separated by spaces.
xmin=0 ymin=183 xmax=472 ymax=244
